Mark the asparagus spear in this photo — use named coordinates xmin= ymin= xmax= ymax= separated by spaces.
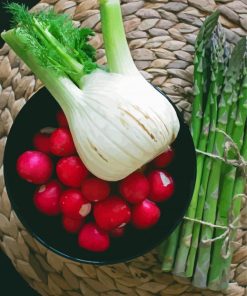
xmin=192 ymin=37 xmax=247 ymax=288
xmin=208 ymin=55 xmax=247 ymax=290
xmin=190 ymin=11 xmax=220 ymax=147
xmin=184 ymin=25 xmax=228 ymax=278
xmin=160 ymin=226 xmax=180 ymax=272
xmin=173 ymin=19 xmax=222 ymax=276
xmin=173 ymin=37 xmax=213 ymax=275
xmin=160 ymin=12 xmax=220 ymax=273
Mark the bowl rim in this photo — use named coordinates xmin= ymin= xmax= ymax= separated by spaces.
xmin=3 ymin=86 xmax=196 ymax=265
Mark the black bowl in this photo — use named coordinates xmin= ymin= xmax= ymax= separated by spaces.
xmin=3 ymin=87 xmax=196 ymax=265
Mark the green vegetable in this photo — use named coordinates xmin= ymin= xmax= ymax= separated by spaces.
xmin=160 ymin=226 xmax=180 ymax=272
xmin=100 ymin=0 xmax=138 ymax=75
xmin=160 ymin=12 xmax=247 ymax=290
xmin=185 ymin=25 xmax=228 ymax=278
xmin=192 ymin=37 xmax=246 ymax=289
xmin=172 ymin=12 xmax=220 ymax=276
xmin=208 ymin=55 xmax=247 ymax=290
xmin=2 ymin=1 xmax=180 ymax=182
xmin=215 ymin=132 xmax=247 ymax=289
xmin=5 ymin=3 xmax=97 ymax=87
xmin=190 ymin=11 xmax=220 ymax=147
xmin=162 ymin=13 xmax=220 ymax=276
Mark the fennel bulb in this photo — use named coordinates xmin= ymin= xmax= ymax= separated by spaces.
xmin=68 ymin=70 xmax=179 ymax=180
xmin=2 ymin=1 xmax=180 ymax=181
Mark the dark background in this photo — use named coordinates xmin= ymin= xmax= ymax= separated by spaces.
xmin=1 ymin=1 xmax=39 ymax=295
xmin=0 ymin=0 xmax=38 ymax=46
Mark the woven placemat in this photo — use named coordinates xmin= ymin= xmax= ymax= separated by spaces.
xmin=0 ymin=0 xmax=247 ymax=295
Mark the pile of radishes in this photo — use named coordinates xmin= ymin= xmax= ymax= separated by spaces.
xmin=16 ymin=110 xmax=175 ymax=253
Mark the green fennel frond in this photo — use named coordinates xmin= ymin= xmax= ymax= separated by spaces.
xmin=6 ymin=2 xmax=97 ymax=76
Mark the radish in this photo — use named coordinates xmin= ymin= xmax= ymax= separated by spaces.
xmin=56 ymin=156 xmax=89 ymax=187
xmin=132 ymin=199 xmax=160 ymax=229
xmin=119 ymin=171 xmax=150 ymax=204
xmin=153 ymin=147 xmax=174 ymax=168
xmin=81 ymin=177 xmax=110 ymax=202
xmin=32 ymin=132 xmax=50 ymax=154
xmin=16 ymin=151 xmax=53 ymax=184
xmin=78 ymin=222 xmax=110 ymax=252
xmin=60 ymin=189 xmax=91 ymax=219
xmin=110 ymin=227 xmax=125 ymax=238
xmin=148 ymin=170 xmax=174 ymax=202
xmin=62 ymin=216 xmax=84 ymax=233
xmin=56 ymin=110 xmax=69 ymax=127
xmin=33 ymin=180 xmax=62 ymax=216
xmin=50 ymin=128 xmax=76 ymax=157
xmin=93 ymin=196 xmax=131 ymax=231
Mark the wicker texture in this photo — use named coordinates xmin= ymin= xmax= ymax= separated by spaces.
xmin=0 ymin=0 xmax=247 ymax=295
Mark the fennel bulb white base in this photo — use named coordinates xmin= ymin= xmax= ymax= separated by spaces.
xmin=63 ymin=70 xmax=180 ymax=181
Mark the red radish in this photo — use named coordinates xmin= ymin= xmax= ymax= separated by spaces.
xmin=132 ymin=199 xmax=160 ymax=229
xmin=110 ymin=227 xmax=125 ymax=238
xmin=56 ymin=156 xmax=89 ymax=187
xmin=81 ymin=177 xmax=110 ymax=202
xmin=153 ymin=147 xmax=174 ymax=168
xmin=119 ymin=171 xmax=150 ymax=204
xmin=50 ymin=128 xmax=76 ymax=157
xmin=148 ymin=170 xmax=174 ymax=202
xmin=93 ymin=196 xmax=131 ymax=231
xmin=33 ymin=180 xmax=62 ymax=216
xmin=32 ymin=132 xmax=50 ymax=154
xmin=56 ymin=110 xmax=69 ymax=127
xmin=17 ymin=151 xmax=53 ymax=184
xmin=62 ymin=216 xmax=84 ymax=233
xmin=78 ymin=222 xmax=110 ymax=252
xmin=60 ymin=189 xmax=91 ymax=219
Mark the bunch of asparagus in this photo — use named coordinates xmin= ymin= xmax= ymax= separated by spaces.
xmin=160 ymin=11 xmax=247 ymax=291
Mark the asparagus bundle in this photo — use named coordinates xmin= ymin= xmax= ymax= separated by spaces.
xmin=160 ymin=11 xmax=247 ymax=290
xmin=192 ymin=38 xmax=246 ymax=288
